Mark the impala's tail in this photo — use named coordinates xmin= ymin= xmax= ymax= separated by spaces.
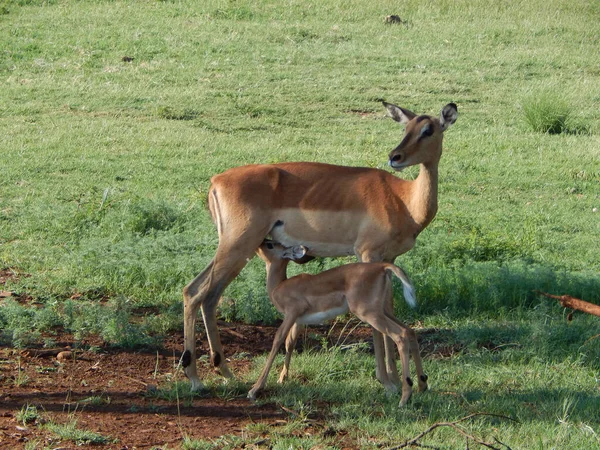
xmin=385 ymin=265 xmax=417 ymax=309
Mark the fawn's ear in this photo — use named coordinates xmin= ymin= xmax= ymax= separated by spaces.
xmin=283 ymin=245 xmax=308 ymax=261
xmin=382 ymin=101 xmax=417 ymax=124
xmin=291 ymin=246 xmax=316 ymax=265
xmin=439 ymin=103 xmax=458 ymax=131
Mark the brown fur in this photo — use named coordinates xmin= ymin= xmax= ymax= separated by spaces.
xmin=182 ymin=102 xmax=457 ymax=392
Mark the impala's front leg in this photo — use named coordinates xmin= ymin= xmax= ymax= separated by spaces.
xmin=249 ymin=316 xmax=297 ymax=400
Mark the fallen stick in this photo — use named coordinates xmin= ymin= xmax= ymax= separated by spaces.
xmin=388 ymin=413 xmax=516 ymax=450
xmin=536 ymin=291 xmax=600 ymax=318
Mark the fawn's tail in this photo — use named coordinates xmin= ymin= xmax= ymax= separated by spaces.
xmin=385 ymin=265 xmax=417 ymax=308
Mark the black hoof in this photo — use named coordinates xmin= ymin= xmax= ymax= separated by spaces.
xmin=181 ymin=350 xmax=192 ymax=368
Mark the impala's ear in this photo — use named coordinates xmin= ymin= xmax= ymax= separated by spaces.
xmin=289 ymin=245 xmax=308 ymax=260
xmin=439 ymin=103 xmax=458 ymax=131
xmin=284 ymin=245 xmax=314 ymax=264
xmin=382 ymin=101 xmax=417 ymax=124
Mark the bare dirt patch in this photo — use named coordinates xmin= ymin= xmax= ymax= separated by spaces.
xmin=0 ymin=267 xmax=446 ymax=449
xmin=0 ymin=323 xmax=382 ymax=449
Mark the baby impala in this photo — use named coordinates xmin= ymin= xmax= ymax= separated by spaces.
xmin=249 ymin=240 xmax=428 ymax=406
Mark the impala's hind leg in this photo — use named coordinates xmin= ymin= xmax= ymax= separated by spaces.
xmin=367 ymin=316 xmax=413 ymax=406
xmin=356 ymin=252 xmax=399 ymax=391
xmin=356 ymin=307 xmax=423 ymax=406
xmin=278 ymin=323 xmax=302 ymax=384
xmin=182 ymin=260 xmax=215 ymax=391
xmin=182 ymin=238 xmax=265 ymax=389
xmin=404 ymin=326 xmax=427 ymax=392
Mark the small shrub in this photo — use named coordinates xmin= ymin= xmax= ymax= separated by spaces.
xmin=226 ymin=289 xmax=279 ymax=325
xmin=63 ymin=297 xmax=160 ymax=349
xmin=0 ymin=299 xmax=40 ymax=347
xmin=522 ymin=89 xmax=572 ymax=134
xmin=100 ymin=296 xmax=159 ymax=349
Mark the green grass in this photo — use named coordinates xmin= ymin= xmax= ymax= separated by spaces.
xmin=43 ymin=419 xmax=115 ymax=446
xmin=521 ymin=86 xmax=591 ymax=135
xmin=522 ymin=88 xmax=572 ymax=134
xmin=16 ymin=404 xmax=40 ymax=426
xmin=1 ymin=0 xmax=600 ymax=448
xmin=162 ymin=306 xmax=600 ymax=449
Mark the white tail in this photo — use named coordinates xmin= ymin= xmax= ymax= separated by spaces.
xmin=385 ymin=265 xmax=417 ymax=309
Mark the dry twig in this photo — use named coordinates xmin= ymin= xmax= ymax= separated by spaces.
xmin=388 ymin=413 xmax=516 ymax=450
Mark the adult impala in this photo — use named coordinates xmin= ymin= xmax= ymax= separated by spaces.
xmin=182 ymin=101 xmax=458 ymax=391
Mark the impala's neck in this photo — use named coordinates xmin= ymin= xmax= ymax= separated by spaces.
xmin=409 ymin=161 xmax=439 ymax=230
xmin=265 ymin=261 xmax=289 ymax=299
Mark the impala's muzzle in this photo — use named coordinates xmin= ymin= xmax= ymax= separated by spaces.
xmin=389 ymin=151 xmax=405 ymax=170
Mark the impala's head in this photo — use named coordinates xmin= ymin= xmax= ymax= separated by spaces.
xmin=256 ymin=240 xmax=310 ymax=266
xmin=383 ymin=102 xmax=458 ymax=170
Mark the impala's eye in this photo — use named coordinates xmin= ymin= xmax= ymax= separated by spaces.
xmin=266 ymin=243 xmax=274 ymax=249
xmin=420 ymin=124 xmax=433 ymax=138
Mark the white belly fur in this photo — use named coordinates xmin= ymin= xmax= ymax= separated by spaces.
xmin=270 ymin=209 xmax=361 ymax=257
xmin=296 ymin=302 xmax=349 ymax=325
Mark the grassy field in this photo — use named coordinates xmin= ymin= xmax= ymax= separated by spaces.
xmin=1 ymin=0 xmax=599 ymax=448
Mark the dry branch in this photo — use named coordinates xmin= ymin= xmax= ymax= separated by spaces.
xmin=537 ymin=291 xmax=600 ymax=318
xmin=388 ymin=413 xmax=516 ymax=450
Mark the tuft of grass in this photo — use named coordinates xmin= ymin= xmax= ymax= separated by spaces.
xmin=124 ymin=198 xmax=182 ymax=235
xmin=522 ymin=89 xmax=571 ymax=134
xmin=521 ymin=88 xmax=590 ymax=135
xmin=182 ymin=435 xmax=244 ymax=450
xmin=14 ymin=356 xmax=30 ymax=387
xmin=79 ymin=395 xmax=111 ymax=406
xmin=156 ymin=106 xmax=199 ymax=121
xmin=23 ymin=441 xmax=41 ymax=450
xmin=43 ymin=419 xmax=115 ymax=446
xmin=16 ymin=404 xmax=40 ymax=426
